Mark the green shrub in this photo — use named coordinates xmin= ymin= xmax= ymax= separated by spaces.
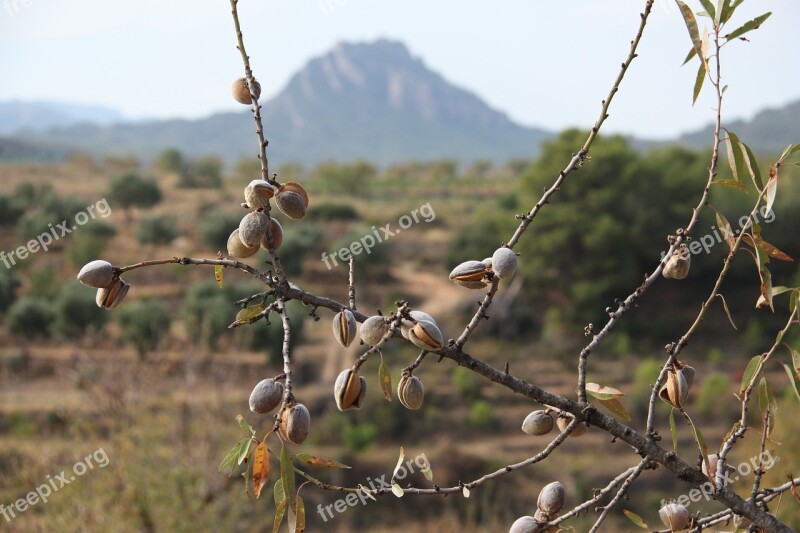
xmin=0 ymin=195 xmax=25 ymax=226
xmin=116 ymin=299 xmax=172 ymax=358
xmin=53 ymin=284 xmax=107 ymax=339
xmin=453 ymin=366 xmax=480 ymax=399
xmin=696 ymin=372 xmax=731 ymax=416
xmin=137 ymin=215 xmax=179 ymax=246
xmin=0 ymin=269 xmax=21 ymax=313
xmin=7 ymin=297 xmax=55 ymax=339
xmin=181 ymin=156 xmax=223 ymax=188
xmin=306 ymin=203 xmax=359 ymax=221
xmin=342 ymin=423 xmax=378 ymax=453
xmin=108 ymin=173 xmax=162 ymax=211
xmin=466 ymin=400 xmax=495 ymax=431
xmin=199 ymin=212 xmax=241 ymax=251
xmin=66 ymin=221 xmax=117 ymax=269
xmin=278 ymin=224 xmax=322 ymax=277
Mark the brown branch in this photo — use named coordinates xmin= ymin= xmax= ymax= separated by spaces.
xmin=588 ymin=458 xmax=652 ymax=533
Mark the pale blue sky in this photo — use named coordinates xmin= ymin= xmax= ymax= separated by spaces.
xmin=1 ymin=0 xmax=797 ymax=139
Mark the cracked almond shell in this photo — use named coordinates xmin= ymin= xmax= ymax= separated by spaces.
xmin=449 ymin=260 xmax=489 ymax=288
xmin=400 ymin=310 xmax=437 ymax=339
xmin=243 ymin=179 xmax=275 ymax=209
xmin=408 ymin=319 xmax=443 ymax=351
xmin=397 ymin=375 xmax=424 ymax=410
xmin=334 ymin=369 xmax=367 ymax=411
xmin=278 ymin=182 xmax=309 ymax=208
xmin=96 ymin=278 xmax=130 ymax=309
xmin=332 ymin=309 xmax=357 ymax=348
xmin=279 ymin=403 xmax=310 ymax=445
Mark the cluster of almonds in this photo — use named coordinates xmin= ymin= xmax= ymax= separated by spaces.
xmin=663 ymin=243 xmax=691 ymax=280
xmin=658 ymin=361 xmax=695 ymax=410
xmin=521 ymin=410 xmax=588 ymax=438
xmin=331 ymin=309 xmax=442 ymax=412
xmin=509 ymin=481 xmax=566 ymax=532
xmin=227 ymin=179 xmax=309 ymax=259
xmin=77 ymin=260 xmax=130 ymax=309
xmin=449 ymin=246 xmax=518 ymax=289
xmin=248 ymin=378 xmax=310 ymax=445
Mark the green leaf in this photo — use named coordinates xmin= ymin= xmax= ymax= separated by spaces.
xmin=586 ymin=383 xmax=625 ymax=400
xmin=236 ymin=414 xmax=254 ymax=436
xmin=753 ymin=236 xmax=794 ymax=262
xmin=234 ymin=304 xmax=265 ymax=326
xmin=236 ymin=436 xmax=252 ymax=466
xmin=280 ymin=445 xmax=296 ymax=512
xmin=686 ymin=414 xmax=709 ymax=476
xmin=698 ymin=0 xmax=716 ymax=20
xmin=681 ymin=46 xmax=697 ymax=66
xmin=214 ymin=264 xmax=223 ymax=288
xmin=693 ymin=61 xmax=706 ymax=105
xmin=219 ymin=439 xmax=246 ymax=475
xmin=669 ymin=409 xmax=678 ymax=453
xmin=724 ymin=130 xmax=748 ymax=185
xmin=711 ymin=178 xmax=747 ymax=192
xmin=274 ymin=478 xmax=286 ymax=506
xmin=782 ymin=363 xmax=800 ymax=403
xmin=676 ymin=1 xmax=705 ymax=65
xmin=294 ymin=453 xmax=351 ymax=469
xmin=724 ymin=12 xmax=772 ymax=40
xmin=294 ymin=495 xmax=306 ymax=533
xmin=740 ymin=355 xmax=762 ymax=395
xmin=758 ymin=376 xmax=776 ymax=416
xmin=623 ymin=509 xmax=649 ymax=529
xmin=789 ymin=345 xmax=800 ymax=374
xmin=741 ymin=141 xmax=763 ymax=191
xmin=708 ymin=204 xmax=735 ymax=251
xmin=273 ymin=500 xmax=287 ymax=533
xmin=597 ymin=398 xmax=631 ymax=421
xmin=378 ymin=355 xmax=392 ymax=401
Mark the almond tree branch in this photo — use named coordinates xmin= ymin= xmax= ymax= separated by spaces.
xmin=547 ymin=465 xmax=639 ymax=526
xmin=588 ymin=457 xmax=653 ymax=533
xmin=455 ymin=0 xmax=655 ymax=351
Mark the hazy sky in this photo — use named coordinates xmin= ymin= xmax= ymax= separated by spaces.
xmin=1 ymin=0 xmax=798 ymax=139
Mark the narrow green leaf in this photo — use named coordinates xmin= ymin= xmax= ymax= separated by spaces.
xmin=295 ymin=495 xmax=306 ymax=533
xmin=740 ymin=141 xmax=763 ymax=191
xmin=789 ymin=345 xmax=800 ymax=374
xmin=693 ymin=61 xmax=706 ymax=105
xmin=698 ymin=0 xmax=716 ymax=20
xmin=273 ymin=500 xmax=287 ymax=533
xmin=711 ymin=178 xmax=747 ymax=192
xmin=237 ymin=437 xmax=252 ymax=466
xmin=724 ymin=130 xmax=748 ymax=184
xmin=686 ymin=414 xmax=709 ymax=477
xmin=782 ymin=363 xmax=800 ymax=403
xmin=718 ymin=0 xmax=731 ymax=24
xmin=676 ymin=1 xmax=705 ymax=64
xmin=274 ymin=478 xmax=286 ymax=506
xmin=598 ymin=398 xmax=632 ymax=421
xmin=235 ymin=304 xmax=265 ymax=325
xmin=623 ymin=509 xmax=649 ymax=529
xmin=681 ymin=46 xmax=697 ymax=66
xmin=294 ymin=453 xmax=351 ymax=469
xmin=669 ymin=408 xmax=678 ymax=453
xmin=724 ymin=12 xmax=772 ymax=40
xmin=281 ymin=445 xmax=296 ymax=512
xmin=219 ymin=441 xmax=244 ymax=475
xmin=708 ymin=204 xmax=735 ymax=251
xmin=740 ymin=355 xmax=762 ymax=394
xmin=753 ymin=236 xmax=794 ymax=262
xmin=586 ymin=383 xmax=625 ymax=400
xmin=236 ymin=414 xmax=254 ymax=436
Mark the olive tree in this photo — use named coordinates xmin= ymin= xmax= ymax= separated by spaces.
xmin=74 ymin=1 xmax=800 ymax=531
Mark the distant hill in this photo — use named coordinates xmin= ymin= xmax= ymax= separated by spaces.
xmin=678 ymin=99 xmax=800 ymax=154
xmin=0 ymin=100 xmax=125 ymax=135
xmin=3 ymin=40 xmax=552 ymax=166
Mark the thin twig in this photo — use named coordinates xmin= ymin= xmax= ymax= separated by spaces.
xmin=348 ymin=256 xmax=357 ymax=311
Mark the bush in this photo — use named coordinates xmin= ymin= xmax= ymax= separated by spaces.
xmin=305 ymin=203 xmax=359 ymax=221
xmin=181 ymin=156 xmax=223 ymax=188
xmin=181 ymin=281 xmax=306 ymax=356
xmin=342 ymin=423 xmax=377 ymax=453
xmin=27 ymin=263 xmax=61 ymax=299
xmin=137 ymin=215 xmax=179 ymax=246
xmin=0 ymin=195 xmax=25 ymax=226
xmin=116 ymin=299 xmax=172 ymax=358
xmin=53 ymin=284 xmax=107 ymax=339
xmin=329 ymin=224 xmax=390 ymax=275
xmin=66 ymin=221 xmax=117 ymax=269
xmin=158 ymin=148 xmax=185 ymax=173
xmin=199 ymin=212 xmax=242 ymax=251
xmin=15 ymin=194 xmax=87 ymax=242
xmin=696 ymin=372 xmax=732 ymax=417
xmin=108 ymin=173 xmax=162 ymax=212
xmin=453 ymin=366 xmax=480 ymax=400
xmin=0 ymin=269 xmax=20 ymax=313
xmin=466 ymin=400 xmax=495 ymax=431
xmin=278 ymin=225 xmax=323 ymax=276
xmin=7 ymin=297 xmax=55 ymax=339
